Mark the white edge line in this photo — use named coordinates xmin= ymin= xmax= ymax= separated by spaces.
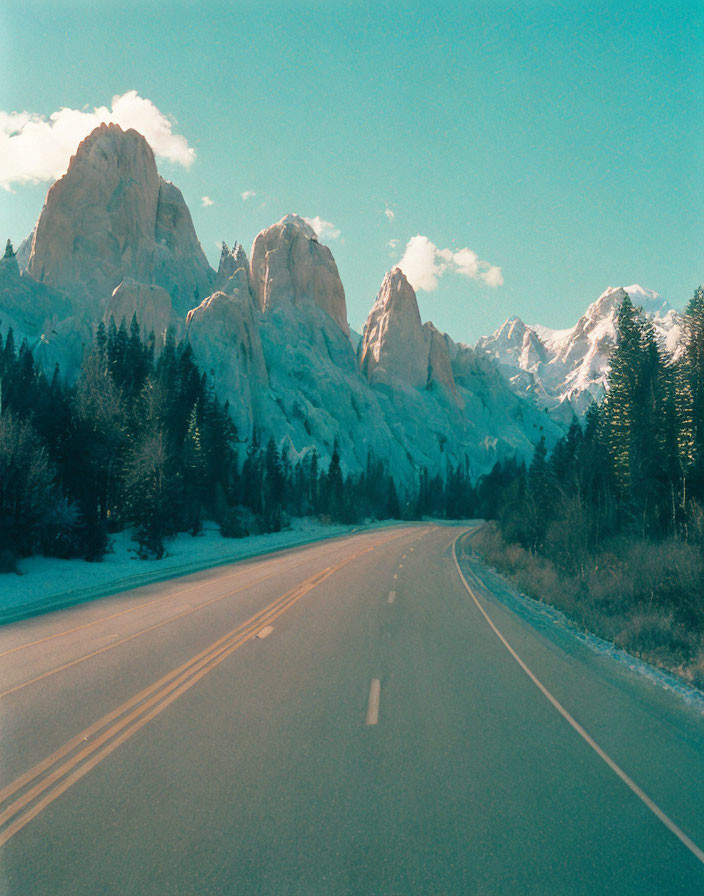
xmin=452 ymin=531 xmax=704 ymax=867
xmin=365 ymin=678 xmax=381 ymax=725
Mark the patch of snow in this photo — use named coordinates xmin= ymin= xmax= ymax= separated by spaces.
xmin=0 ymin=519 xmax=396 ymax=622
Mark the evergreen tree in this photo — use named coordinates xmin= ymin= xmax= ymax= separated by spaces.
xmin=124 ymin=429 xmax=176 ymax=558
xmin=323 ymin=442 xmax=344 ymax=520
xmin=679 ymin=286 xmax=704 ymax=507
xmin=183 ymin=403 xmax=207 ymax=534
xmin=0 ymin=413 xmax=56 ymax=556
xmin=602 ymin=294 xmax=642 ymax=496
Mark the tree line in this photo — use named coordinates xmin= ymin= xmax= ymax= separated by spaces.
xmin=0 ymin=316 xmax=476 ymax=566
xmin=481 ymin=286 xmax=704 ymax=631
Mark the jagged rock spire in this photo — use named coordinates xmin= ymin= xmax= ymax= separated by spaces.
xmin=26 ymin=123 xmax=214 ymax=317
xmin=249 ymin=214 xmax=349 ymax=334
xmin=360 ymin=267 xmax=428 ymax=388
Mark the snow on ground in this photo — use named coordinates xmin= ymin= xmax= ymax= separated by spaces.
xmin=0 ymin=519 xmax=394 ymax=622
xmin=460 ymin=550 xmax=704 ymax=715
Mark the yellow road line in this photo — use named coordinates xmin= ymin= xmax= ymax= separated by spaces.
xmin=0 ymin=558 xmax=314 ymax=700
xmin=0 ymin=575 xmax=308 ymax=806
xmin=1 ymin=530 xmax=411 ymax=663
xmin=0 ymin=548 xmax=369 ymax=847
xmin=1 ymin=543 xmax=384 ymax=700
xmin=0 ymin=532 xmax=409 ymax=700
xmin=452 ymin=531 xmax=704 ymax=868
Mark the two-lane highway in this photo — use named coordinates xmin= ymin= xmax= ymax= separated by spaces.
xmin=1 ymin=524 xmax=703 ymax=894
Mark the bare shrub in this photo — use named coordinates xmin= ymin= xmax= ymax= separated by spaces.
xmin=472 ymin=524 xmax=704 ymax=686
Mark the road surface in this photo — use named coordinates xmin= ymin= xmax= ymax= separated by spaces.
xmin=1 ymin=524 xmax=703 ymax=894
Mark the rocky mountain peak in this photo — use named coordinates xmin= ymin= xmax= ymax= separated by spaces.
xmin=279 ymin=214 xmax=318 ymax=240
xmin=249 ymin=214 xmax=348 ymax=334
xmin=476 ymin=283 xmax=683 ymax=421
xmin=360 ymin=267 xmax=429 ymax=389
xmin=26 ymin=123 xmax=213 ymax=318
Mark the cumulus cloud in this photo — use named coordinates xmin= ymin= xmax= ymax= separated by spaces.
xmin=398 ymin=234 xmax=503 ymax=292
xmin=303 ymin=215 xmax=341 ymax=242
xmin=0 ymin=90 xmax=195 ymax=190
xmin=201 ymin=195 xmax=214 ymax=207
xmin=241 ymin=190 xmax=256 ymax=201
xmin=384 ymin=204 xmax=395 ymax=223
xmin=388 ymin=239 xmax=399 ymax=249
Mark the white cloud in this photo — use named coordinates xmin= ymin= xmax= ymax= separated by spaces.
xmin=398 ymin=234 xmax=503 ymax=292
xmin=241 ymin=190 xmax=256 ymax=201
xmin=201 ymin=195 xmax=214 ymax=207
xmin=388 ymin=239 xmax=399 ymax=249
xmin=303 ymin=215 xmax=341 ymax=242
xmin=384 ymin=204 xmax=395 ymax=223
xmin=480 ymin=264 xmax=504 ymax=288
xmin=398 ymin=235 xmax=445 ymax=291
xmin=0 ymin=90 xmax=195 ymax=190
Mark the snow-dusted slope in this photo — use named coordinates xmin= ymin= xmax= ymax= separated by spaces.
xmin=477 ymin=285 xmax=683 ymax=419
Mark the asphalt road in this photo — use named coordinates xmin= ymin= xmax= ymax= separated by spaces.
xmin=1 ymin=523 xmax=703 ymax=894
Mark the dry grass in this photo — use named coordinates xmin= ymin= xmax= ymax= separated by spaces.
xmin=473 ymin=523 xmax=704 ymax=690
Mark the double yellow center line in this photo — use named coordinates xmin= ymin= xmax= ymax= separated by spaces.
xmin=0 ymin=546 xmax=369 ymax=848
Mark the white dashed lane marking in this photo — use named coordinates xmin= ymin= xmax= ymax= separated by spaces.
xmin=365 ymin=679 xmax=381 ymax=725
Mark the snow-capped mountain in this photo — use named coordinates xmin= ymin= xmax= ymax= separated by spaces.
xmin=476 ymin=285 xmax=683 ymax=419
xmin=1 ymin=123 xmax=559 ymax=484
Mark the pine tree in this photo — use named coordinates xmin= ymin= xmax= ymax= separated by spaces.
xmin=124 ymin=429 xmax=176 ymax=558
xmin=264 ymin=437 xmax=285 ymax=530
xmin=679 ymin=286 xmax=704 ymax=488
xmin=183 ymin=403 xmax=207 ymax=534
xmin=324 ymin=442 xmax=344 ymax=520
xmin=603 ymin=294 xmax=642 ymax=495
xmin=525 ymin=435 xmax=553 ymax=550
xmin=0 ymin=413 xmax=56 ymax=556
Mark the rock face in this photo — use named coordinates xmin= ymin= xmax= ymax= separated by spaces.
xmin=27 ymin=123 xmax=213 ymax=317
xmin=186 ymin=289 xmax=270 ymax=439
xmin=104 ymin=279 xmax=174 ymax=342
xmin=423 ymin=322 xmax=458 ymax=398
xmin=152 ymin=178 xmax=214 ymax=313
xmin=360 ymin=268 xmax=458 ymax=399
xmin=360 ymin=268 xmax=428 ymax=389
xmin=250 ymin=214 xmax=349 ymax=335
xmin=14 ymin=230 xmax=34 ymax=272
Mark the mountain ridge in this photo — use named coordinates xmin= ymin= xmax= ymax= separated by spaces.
xmin=476 ymin=284 xmax=683 ymax=420
xmin=3 ymin=122 xmax=665 ymax=482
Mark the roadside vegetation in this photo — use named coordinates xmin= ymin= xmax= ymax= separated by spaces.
xmin=472 ymin=286 xmax=704 ymax=687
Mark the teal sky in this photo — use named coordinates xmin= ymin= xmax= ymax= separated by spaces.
xmin=1 ymin=1 xmax=702 ymax=341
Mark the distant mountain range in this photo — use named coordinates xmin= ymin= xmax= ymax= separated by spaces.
xmin=0 ymin=123 xmax=683 ymax=482
xmin=476 ymin=284 xmax=682 ymax=421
